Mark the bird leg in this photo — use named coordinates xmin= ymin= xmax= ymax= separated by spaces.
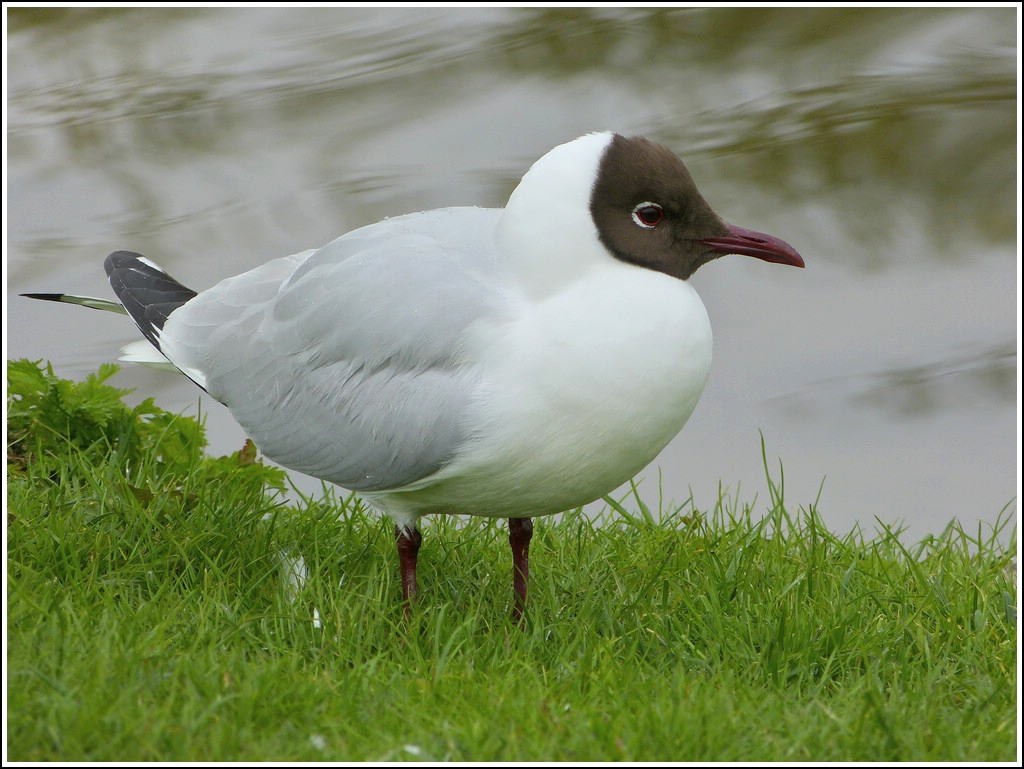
xmin=509 ymin=517 xmax=534 ymax=622
xmin=395 ymin=524 xmax=422 ymax=618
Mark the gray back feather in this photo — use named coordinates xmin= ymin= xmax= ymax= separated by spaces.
xmin=163 ymin=208 xmax=507 ymax=491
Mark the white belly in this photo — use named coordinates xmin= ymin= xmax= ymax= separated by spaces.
xmin=371 ymin=264 xmax=713 ymax=521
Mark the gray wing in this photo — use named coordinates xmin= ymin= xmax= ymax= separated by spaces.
xmin=162 ymin=207 xmax=508 ymax=491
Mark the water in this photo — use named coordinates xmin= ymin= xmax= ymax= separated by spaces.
xmin=6 ymin=7 xmax=1018 ymax=543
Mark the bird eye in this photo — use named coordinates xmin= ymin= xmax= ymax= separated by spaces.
xmin=631 ymin=202 xmax=664 ymax=228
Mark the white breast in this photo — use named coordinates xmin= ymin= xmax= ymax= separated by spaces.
xmin=370 ymin=258 xmax=713 ymax=519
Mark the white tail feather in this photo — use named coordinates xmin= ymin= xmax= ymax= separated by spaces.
xmin=120 ymin=339 xmax=209 ymax=388
xmin=119 ymin=340 xmax=178 ymax=371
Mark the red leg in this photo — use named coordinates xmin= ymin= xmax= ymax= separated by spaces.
xmin=395 ymin=524 xmax=422 ymax=618
xmin=509 ymin=517 xmax=534 ymax=622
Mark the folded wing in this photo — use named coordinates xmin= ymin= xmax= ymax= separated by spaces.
xmin=161 ymin=208 xmax=507 ymax=491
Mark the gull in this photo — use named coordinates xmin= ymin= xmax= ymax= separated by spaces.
xmin=24 ymin=132 xmax=804 ymax=620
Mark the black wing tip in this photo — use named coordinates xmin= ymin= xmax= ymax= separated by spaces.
xmin=104 ymin=250 xmax=149 ymax=276
xmin=103 ymin=250 xmax=197 ymax=347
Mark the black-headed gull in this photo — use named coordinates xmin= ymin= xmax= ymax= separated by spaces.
xmin=25 ymin=132 xmax=804 ymax=620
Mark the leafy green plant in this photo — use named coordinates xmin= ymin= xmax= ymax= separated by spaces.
xmin=6 ymin=360 xmax=1017 ymax=762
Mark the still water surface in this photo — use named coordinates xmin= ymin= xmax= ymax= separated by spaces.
xmin=7 ymin=7 xmax=1018 ymax=543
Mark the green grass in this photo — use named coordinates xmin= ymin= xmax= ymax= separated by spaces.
xmin=6 ymin=359 xmax=1018 ymax=761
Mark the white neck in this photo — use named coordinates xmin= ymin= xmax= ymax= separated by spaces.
xmin=496 ymin=132 xmax=614 ymax=298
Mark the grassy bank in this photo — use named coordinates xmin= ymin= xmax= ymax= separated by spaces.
xmin=5 ymin=360 xmax=1018 ymax=761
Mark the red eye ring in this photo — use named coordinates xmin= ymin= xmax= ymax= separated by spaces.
xmin=632 ymin=202 xmax=664 ymax=228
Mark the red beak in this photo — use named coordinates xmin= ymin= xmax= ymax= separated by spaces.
xmin=700 ymin=224 xmax=805 ymax=268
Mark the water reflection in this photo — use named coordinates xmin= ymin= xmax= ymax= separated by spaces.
xmin=6 ymin=7 xmax=1016 ymax=541
xmin=11 ymin=8 xmax=1014 ymax=259
xmin=775 ymin=341 xmax=1016 ymax=419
